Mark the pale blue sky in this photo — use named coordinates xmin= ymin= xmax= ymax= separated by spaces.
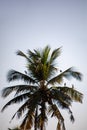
xmin=0 ymin=0 xmax=87 ymax=130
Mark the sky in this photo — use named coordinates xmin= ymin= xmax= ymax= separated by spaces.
xmin=0 ymin=0 xmax=87 ymax=130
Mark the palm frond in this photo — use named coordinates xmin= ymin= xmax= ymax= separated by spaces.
xmin=47 ymin=67 xmax=82 ymax=85
xmin=20 ymin=109 xmax=34 ymax=130
xmin=41 ymin=45 xmax=51 ymax=64
xmin=50 ymin=87 xmax=72 ymax=107
xmin=48 ymin=88 xmax=75 ymax=124
xmin=57 ymin=122 xmax=61 ymax=130
xmin=20 ymin=114 xmax=27 ymax=130
xmin=37 ymin=113 xmax=47 ymax=130
xmin=2 ymin=86 xmax=18 ymax=98
xmin=16 ymin=50 xmax=29 ymax=61
xmin=25 ymin=113 xmax=34 ymax=130
xmin=10 ymin=99 xmax=29 ymax=122
xmin=50 ymin=47 xmax=62 ymax=64
xmin=28 ymin=49 xmax=41 ymax=60
xmin=16 ymin=85 xmax=37 ymax=95
xmin=48 ymin=104 xmax=64 ymax=120
xmin=15 ymin=85 xmax=38 ymax=96
xmin=45 ymin=64 xmax=58 ymax=81
xmin=1 ymin=92 xmax=31 ymax=112
xmin=47 ymin=74 xmax=63 ymax=85
xmin=20 ymin=91 xmax=41 ymax=130
xmin=1 ymin=85 xmax=38 ymax=98
xmin=56 ymin=121 xmax=66 ymax=130
xmin=48 ymin=104 xmax=65 ymax=130
xmin=62 ymin=67 xmax=83 ymax=81
xmin=48 ymin=102 xmax=74 ymax=124
xmin=70 ymin=113 xmax=75 ymax=123
xmin=58 ymin=86 xmax=83 ymax=103
xmin=7 ymin=70 xmax=36 ymax=84
xmin=20 ymin=97 xmax=38 ymax=130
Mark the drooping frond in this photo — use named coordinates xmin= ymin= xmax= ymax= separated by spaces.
xmin=15 ymin=85 xmax=38 ymax=96
xmin=20 ymin=91 xmax=40 ymax=130
xmin=37 ymin=110 xmax=48 ymax=130
xmin=2 ymin=86 xmax=18 ymax=98
xmin=47 ymin=67 xmax=82 ymax=85
xmin=7 ymin=70 xmax=36 ymax=84
xmin=62 ymin=67 xmax=83 ymax=81
xmin=48 ymin=104 xmax=65 ymax=130
xmin=10 ymin=99 xmax=29 ymax=122
xmin=58 ymin=86 xmax=83 ymax=103
xmin=20 ymin=109 xmax=34 ymax=130
xmin=56 ymin=121 xmax=66 ymax=130
xmin=50 ymin=87 xmax=72 ymax=108
xmin=20 ymin=114 xmax=27 ymax=130
xmin=48 ymin=88 xmax=75 ymax=123
xmin=1 ymin=92 xmax=31 ymax=112
xmin=1 ymin=85 xmax=38 ymax=98
xmin=24 ymin=111 xmax=34 ymax=130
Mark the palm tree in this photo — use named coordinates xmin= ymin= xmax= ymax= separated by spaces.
xmin=1 ymin=45 xmax=83 ymax=130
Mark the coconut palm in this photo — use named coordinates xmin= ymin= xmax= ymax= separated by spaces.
xmin=1 ymin=45 xmax=83 ymax=130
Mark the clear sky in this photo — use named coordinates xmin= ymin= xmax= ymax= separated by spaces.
xmin=0 ymin=0 xmax=87 ymax=130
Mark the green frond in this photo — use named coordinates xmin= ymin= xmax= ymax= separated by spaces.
xmin=16 ymin=50 xmax=29 ymax=61
xmin=50 ymin=87 xmax=72 ymax=107
xmin=34 ymin=49 xmax=41 ymax=57
xmin=50 ymin=47 xmax=62 ymax=64
xmin=28 ymin=49 xmax=41 ymax=60
xmin=47 ymin=67 xmax=82 ymax=85
xmin=7 ymin=70 xmax=36 ymax=84
xmin=41 ymin=45 xmax=51 ymax=63
xmin=58 ymin=86 xmax=83 ymax=103
xmin=1 ymin=92 xmax=31 ymax=112
xmin=27 ymin=46 xmax=61 ymax=81
xmin=47 ymin=74 xmax=63 ymax=85
xmin=62 ymin=67 xmax=83 ymax=81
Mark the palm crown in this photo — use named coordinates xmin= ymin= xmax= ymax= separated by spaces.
xmin=1 ymin=45 xmax=83 ymax=130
